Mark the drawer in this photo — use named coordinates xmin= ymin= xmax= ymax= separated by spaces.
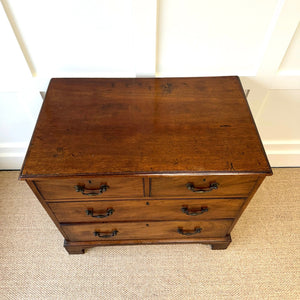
xmin=150 ymin=175 xmax=258 ymax=198
xmin=62 ymin=220 xmax=234 ymax=242
xmin=49 ymin=198 xmax=244 ymax=223
xmin=34 ymin=177 xmax=143 ymax=200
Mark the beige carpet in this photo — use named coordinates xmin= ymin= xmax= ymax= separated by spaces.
xmin=0 ymin=169 xmax=299 ymax=300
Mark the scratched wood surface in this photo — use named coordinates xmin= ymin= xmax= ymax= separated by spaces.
xmin=20 ymin=77 xmax=272 ymax=178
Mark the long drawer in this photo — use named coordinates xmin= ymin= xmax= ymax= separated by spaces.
xmin=49 ymin=198 xmax=244 ymax=222
xmin=62 ymin=220 xmax=234 ymax=242
xmin=34 ymin=177 xmax=144 ymax=200
xmin=150 ymin=175 xmax=258 ymax=198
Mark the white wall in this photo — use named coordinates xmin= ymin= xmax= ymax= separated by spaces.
xmin=0 ymin=0 xmax=299 ymax=168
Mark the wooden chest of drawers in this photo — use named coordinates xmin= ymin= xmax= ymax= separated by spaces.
xmin=19 ymin=77 xmax=272 ymax=254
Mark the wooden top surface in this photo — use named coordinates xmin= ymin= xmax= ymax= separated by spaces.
xmin=20 ymin=77 xmax=272 ymax=179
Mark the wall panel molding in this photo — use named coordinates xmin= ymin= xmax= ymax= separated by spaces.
xmin=0 ymin=0 xmax=299 ymax=168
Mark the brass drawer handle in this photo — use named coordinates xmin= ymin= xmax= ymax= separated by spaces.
xmin=86 ymin=208 xmax=114 ymax=218
xmin=186 ymin=182 xmax=218 ymax=193
xmin=94 ymin=230 xmax=118 ymax=238
xmin=181 ymin=206 xmax=208 ymax=216
xmin=177 ymin=227 xmax=202 ymax=236
xmin=74 ymin=184 xmax=109 ymax=196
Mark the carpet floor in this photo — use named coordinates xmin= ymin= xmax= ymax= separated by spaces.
xmin=0 ymin=169 xmax=299 ymax=299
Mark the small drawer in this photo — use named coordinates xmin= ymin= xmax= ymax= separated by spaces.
xmin=150 ymin=175 xmax=258 ymax=198
xmin=62 ymin=220 xmax=234 ymax=242
xmin=34 ymin=177 xmax=144 ymax=200
xmin=49 ymin=198 xmax=244 ymax=223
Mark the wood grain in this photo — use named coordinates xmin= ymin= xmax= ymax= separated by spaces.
xmin=20 ymin=77 xmax=272 ymax=179
xmin=61 ymin=220 xmax=233 ymax=242
xmin=63 ymin=235 xmax=232 ymax=254
xmin=48 ymin=198 xmax=244 ymax=223
xmin=19 ymin=77 xmax=272 ymax=253
xmin=150 ymin=175 xmax=258 ymax=198
xmin=35 ymin=177 xmax=143 ymax=200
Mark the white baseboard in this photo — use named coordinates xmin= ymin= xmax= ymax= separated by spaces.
xmin=0 ymin=155 xmax=23 ymax=170
xmin=264 ymin=141 xmax=300 ymax=167
xmin=0 ymin=143 xmax=27 ymax=170
xmin=266 ymin=153 xmax=300 ymax=167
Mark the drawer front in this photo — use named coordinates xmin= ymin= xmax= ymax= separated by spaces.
xmin=49 ymin=198 xmax=244 ymax=223
xmin=62 ymin=220 xmax=233 ymax=242
xmin=35 ymin=177 xmax=143 ymax=200
xmin=151 ymin=175 xmax=258 ymax=198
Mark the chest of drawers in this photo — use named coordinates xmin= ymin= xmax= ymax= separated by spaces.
xmin=19 ymin=77 xmax=272 ymax=254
